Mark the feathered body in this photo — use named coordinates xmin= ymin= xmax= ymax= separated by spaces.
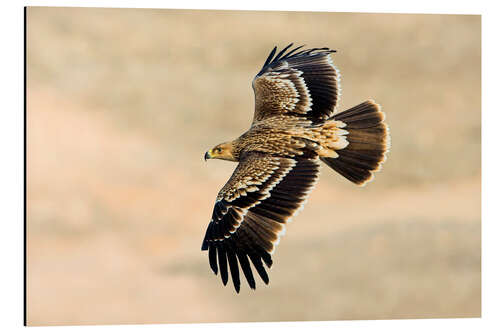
xmin=202 ymin=44 xmax=390 ymax=292
xmin=227 ymin=116 xmax=349 ymax=160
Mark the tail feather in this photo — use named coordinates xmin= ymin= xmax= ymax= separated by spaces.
xmin=321 ymin=100 xmax=390 ymax=186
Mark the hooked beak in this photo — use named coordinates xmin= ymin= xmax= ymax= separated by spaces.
xmin=204 ymin=150 xmax=211 ymax=161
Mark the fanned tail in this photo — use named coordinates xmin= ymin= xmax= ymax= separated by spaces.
xmin=321 ymin=100 xmax=390 ymax=186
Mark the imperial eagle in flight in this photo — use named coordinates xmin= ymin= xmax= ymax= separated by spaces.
xmin=202 ymin=43 xmax=390 ymax=292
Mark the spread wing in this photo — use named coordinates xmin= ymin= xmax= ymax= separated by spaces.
xmin=201 ymin=152 xmax=320 ymax=292
xmin=252 ymin=43 xmax=340 ymax=124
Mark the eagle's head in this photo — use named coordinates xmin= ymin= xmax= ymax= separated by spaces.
xmin=205 ymin=142 xmax=237 ymax=162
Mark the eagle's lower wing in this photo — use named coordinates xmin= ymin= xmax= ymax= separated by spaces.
xmin=201 ymin=152 xmax=320 ymax=292
xmin=252 ymin=44 xmax=340 ymax=124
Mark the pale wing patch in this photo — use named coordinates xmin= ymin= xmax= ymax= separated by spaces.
xmin=217 ymin=156 xmax=285 ymax=202
xmin=253 ymin=68 xmax=312 ymax=122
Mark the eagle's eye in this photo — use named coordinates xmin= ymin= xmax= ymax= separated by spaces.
xmin=215 ymin=147 xmax=222 ymax=153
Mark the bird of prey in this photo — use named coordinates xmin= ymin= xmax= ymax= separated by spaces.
xmin=202 ymin=43 xmax=390 ymax=292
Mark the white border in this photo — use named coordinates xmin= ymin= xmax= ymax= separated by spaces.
xmin=19 ymin=0 xmax=484 ymax=14
xmin=2 ymin=0 xmax=498 ymax=332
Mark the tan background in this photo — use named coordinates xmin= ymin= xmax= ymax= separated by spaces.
xmin=26 ymin=7 xmax=481 ymax=325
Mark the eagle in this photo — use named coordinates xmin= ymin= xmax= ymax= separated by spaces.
xmin=202 ymin=43 xmax=390 ymax=292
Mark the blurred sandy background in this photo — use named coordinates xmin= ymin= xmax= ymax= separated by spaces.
xmin=26 ymin=7 xmax=481 ymax=325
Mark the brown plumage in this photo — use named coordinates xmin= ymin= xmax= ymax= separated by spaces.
xmin=202 ymin=43 xmax=390 ymax=292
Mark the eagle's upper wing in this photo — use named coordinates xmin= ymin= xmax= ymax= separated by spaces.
xmin=201 ymin=152 xmax=320 ymax=292
xmin=252 ymin=44 xmax=340 ymax=124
